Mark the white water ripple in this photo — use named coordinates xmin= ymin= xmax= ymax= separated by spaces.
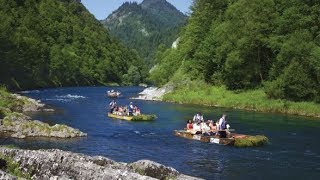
xmin=45 ymin=94 xmax=87 ymax=102
xmin=56 ymin=94 xmax=86 ymax=99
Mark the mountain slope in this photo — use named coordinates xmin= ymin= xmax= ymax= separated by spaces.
xmin=151 ymin=0 xmax=320 ymax=102
xmin=101 ymin=0 xmax=187 ymax=67
xmin=0 ymin=0 xmax=145 ymax=90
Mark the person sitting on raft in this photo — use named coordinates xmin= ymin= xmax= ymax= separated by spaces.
xmin=117 ymin=106 xmax=124 ymax=116
xmin=201 ymin=120 xmax=218 ymax=136
xmin=190 ymin=121 xmax=202 ymax=134
xmin=206 ymin=120 xmax=217 ymax=136
xmin=208 ymin=120 xmax=217 ymax=131
xmin=134 ymin=106 xmax=141 ymax=116
xmin=193 ymin=112 xmax=204 ymax=123
xmin=186 ymin=120 xmax=193 ymax=131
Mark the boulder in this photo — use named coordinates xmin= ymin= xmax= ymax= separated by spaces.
xmin=129 ymin=160 xmax=200 ymax=180
xmin=130 ymin=160 xmax=179 ymax=179
xmin=0 ymin=148 xmax=201 ymax=180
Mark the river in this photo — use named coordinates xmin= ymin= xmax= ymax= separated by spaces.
xmin=1 ymin=87 xmax=320 ymax=179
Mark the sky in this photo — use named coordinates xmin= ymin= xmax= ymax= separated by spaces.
xmin=81 ymin=0 xmax=193 ymax=20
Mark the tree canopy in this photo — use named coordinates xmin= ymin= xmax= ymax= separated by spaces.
xmin=0 ymin=0 xmax=146 ymax=90
xmin=151 ymin=0 xmax=320 ymax=102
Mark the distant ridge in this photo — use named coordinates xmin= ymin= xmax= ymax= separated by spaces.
xmin=101 ymin=0 xmax=187 ymax=67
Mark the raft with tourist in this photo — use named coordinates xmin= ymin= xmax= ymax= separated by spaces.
xmin=107 ymin=101 xmax=156 ymax=121
xmin=107 ymin=90 xmax=121 ymax=98
xmin=174 ymin=113 xmax=269 ymax=147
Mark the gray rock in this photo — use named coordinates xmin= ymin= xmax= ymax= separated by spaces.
xmin=129 ymin=160 xmax=200 ymax=180
xmin=12 ymin=94 xmax=45 ymax=112
xmin=132 ymin=84 xmax=174 ymax=101
xmin=0 ymin=148 xmax=200 ymax=180
xmin=11 ymin=132 xmax=26 ymax=139
xmin=1 ymin=93 xmax=85 ymax=139
xmin=130 ymin=160 xmax=179 ymax=179
xmin=0 ymin=170 xmax=19 ymax=180
xmin=0 ymin=113 xmax=87 ymax=139
xmin=5 ymin=113 xmax=31 ymax=122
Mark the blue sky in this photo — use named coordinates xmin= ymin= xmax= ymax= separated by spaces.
xmin=81 ymin=0 xmax=193 ymax=20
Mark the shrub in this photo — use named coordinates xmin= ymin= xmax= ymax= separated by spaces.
xmin=234 ymin=135 xmax=269 ymax=148
xmin=265 ymin=61 xmax=317 ymax=102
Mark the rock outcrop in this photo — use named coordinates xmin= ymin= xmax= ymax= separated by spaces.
xmin=0 ymin=93 xmax=86 ymax=139
xmin=0 ymin=148 xmax=201 ymax=180
xmin=132 ymin=84 xmax=174 ymax=101
xmin=12 ymin=94 xmax=54 ymax=112
xmin=0 ymin=170 xmax=18 ymax=180
xmin=0 ymin=112 xmax=86 ymax=139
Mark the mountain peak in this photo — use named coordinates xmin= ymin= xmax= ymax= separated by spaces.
xmin=101 ymin=0 xmax=187 ymax=67
xmin=142 ymin=0 xmax=167 ymax=4
xmin=141 ymin=0 xmax=174 ymax=10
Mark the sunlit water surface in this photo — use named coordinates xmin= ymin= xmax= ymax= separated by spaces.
xmin=1 ymin=87 xmax=320 ymax=179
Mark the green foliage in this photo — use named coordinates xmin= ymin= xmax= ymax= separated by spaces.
xmin=163 ymin=83 xmax=320 ymax=117
xmin=0 ymin=88 xmax=23 ymax=113
xmin=0 ymin=144 xmax=19 ymax=149
xmin=0 ymin=0 xmax=145 ymax=90
xmin=149 ymin=48 xmax=183 ymax=86
xmin=122 ymin=66 xmax=142 ymax=86
xmin=152 ymin=0 xmax=320 ymax=102
xmin=132 ymin=114 xmax=157 ymax=121
xmin=101 ymin=1 xmax=187 ymax=68
xmin=265 ymin=61 xmax=317 ymax=101
xmin=234 ymin=135 xmax=269 ymax=148
xmin=0 ymin=154 xmax=31 ymax=179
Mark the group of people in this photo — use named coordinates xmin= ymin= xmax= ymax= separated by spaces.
xmin=109 ymin=100 xmax=141 ymax=116
xmin=186 ymin=112 xmax=230 ymax=137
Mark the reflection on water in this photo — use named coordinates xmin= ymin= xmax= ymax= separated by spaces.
xmin=1 ymin=86 xmax=320 ymax=179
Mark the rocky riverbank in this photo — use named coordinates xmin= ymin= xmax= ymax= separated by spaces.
xmin=0 ymin=112 xmax=86 ymax=139
xmin=0 ymin=90 xmax=86 ymax=139
xmin=0 ymin=147 xmax=200 ymax=180
xmin=132 ymin=84 xmax=174 ymax=101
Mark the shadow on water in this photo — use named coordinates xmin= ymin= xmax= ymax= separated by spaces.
xmin=1 ymin=86 xmax=320 ymax=179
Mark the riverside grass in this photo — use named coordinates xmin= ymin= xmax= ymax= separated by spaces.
xmin=0 ymin=86 xmax=29 ymax=112
xmin=0 ymin=87 xmax=12 ymax=108
xmin=163 ymin=83 xmax=320 ymax=118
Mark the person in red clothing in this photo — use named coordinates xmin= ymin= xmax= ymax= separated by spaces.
xmin=186 ymin=120 xmax=193 ymax=131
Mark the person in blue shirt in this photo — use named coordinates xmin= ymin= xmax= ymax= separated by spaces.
xmin=128 ymin=102 xmax=134 ymax=116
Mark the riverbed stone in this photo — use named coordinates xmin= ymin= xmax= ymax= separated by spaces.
xmin=0 ymin=170 xmax=18 ymax=180
xmin=0 ymin=148 xmax=201 ymax=180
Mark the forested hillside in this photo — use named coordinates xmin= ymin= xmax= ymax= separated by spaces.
xmin=151 ymin=0 xmax=320 ymax=102
xmin=101 ymin=0 xmax=187 ymax=67
xmin=0 ymin=0 xmax=146 ymax=90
